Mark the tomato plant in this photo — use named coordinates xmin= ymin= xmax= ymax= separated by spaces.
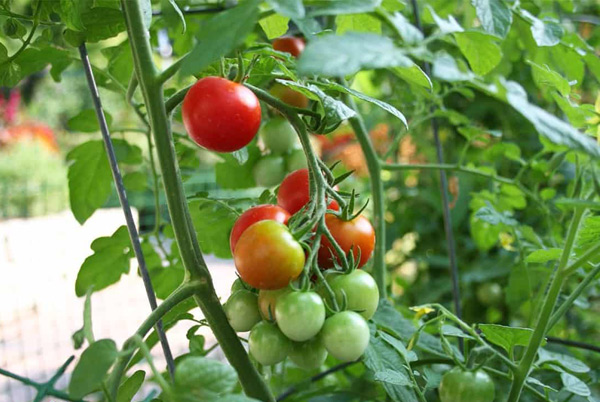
xmin=182 ymin=77 xmax=261 ymax=152
xmin=233 ymin=220 xmax=304 ymax=290
xmin=3 ymin=0 xmax=600 ymax=401
xmin=438 ymin=368 xmax=495 ymax=402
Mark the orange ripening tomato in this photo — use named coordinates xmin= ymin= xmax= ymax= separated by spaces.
xmin=234 ymin=220 xmax=305 ymax=290
xmin=273 ymin=37 xmax=305 ymax=58
xmin=318 ymin=214 xmax=375 ymax=268
xmin=182 ymin=76 xmax=261 ymax=152
xmin=229 ymin=204 xmax=291 ymax=253
xmin=270 ymin=83 xmax=309 ymax=109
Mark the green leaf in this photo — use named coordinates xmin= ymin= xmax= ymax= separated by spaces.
xmin=373 ymin=369 xmax=412 ymax=387
xmin=427 ymin=6 xmax=463 ymax=33
xmin=259 ymin=14 xmax=290 ymax=39
xmin=162 ymin=0 xmax=186 ymax=33
xmin=174 ymin=356 xmax=238 ymax=399
xmin=499 ymin=80 xmax=600 ymax=158
xmin=298 ymin=32 xmax=412 ymax=76
xmin=441 ymin=325 xmax=474 ymax=339
xmin=3 ymin=18 xmax=27 ymax=39
xmin=363 ymin=332 xmax=419 ymax=401
xmin=319 ymin=81 xmax=407 ymax=128
xmin=275 ymin=80 xmax=356 ymax=126
xmin=66 ymin=140 xmax=112 ymax=224
xmin=537 ymin=349 xmax=590 ymax=373
xmin=527 ymin=60 xmax=570 ymax=96
xmin=526 ymin=377 xmax=558 ymax=393
xmin=335 ymin=13 xmax=381 ymax=34
xmin=266 ymin=0 xmax=305 ymax=19
xmin=379 ymin=332 xmax=418 ymax=362
xmin=432 ymin=52 xmax=475 ymax=82
xmin=393 ymin=65 xmax=432 ymax=88
xmin=189 ymin=198 xmax=240 ymax=258
xmin=181 ymin=0 xmax=260 ymax=76
xmin=479 ymin=324 xmax=540 ymax=354
xmin=122 ymin=172 xmax=148 ymax=192
xmin=561 ymin=373 xmax=591 ymax=397
xmin=75 ymin=226 xmax=132 ymax=296
xmin=79 ymin=7 xmax=127 ymax=42
xmin=471 ymin=0 xmax=512 ymax=38
xmin=215 ymin=144 xmax=261 ymax=189
xmin=117 ymin=371 xmax=146 ymax=402
xmin=520 ymin=10 xmax=563 ymax=47
xmin=60 ymin=0 xmax=87 ymax=31
xmin=0 ymin=60 xmax=21 ymax=87
xmin=525 ymin=248 xmax=563 ymax=264
xmin=69 ymin=339 xmax=118 ymax=399
xmin=307 ymin=0 xmax=382 ymax=17
xmin=68 ymin=109 xmax=113 ymax=133
xmin=474 ymin=202 xmax=517 ymax=226
xmin=454 ymin=31 xmax=502 ymax=75
xmin=386 ymin=12 xmax=423 ymax=45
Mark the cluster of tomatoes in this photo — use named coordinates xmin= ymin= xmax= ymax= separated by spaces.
xmin=181 ymin=36 xmax=379 ymax=368
xmin=224 ymin=167 xmax=378 ymax=367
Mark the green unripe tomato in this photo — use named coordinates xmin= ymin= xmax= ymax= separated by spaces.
xmin=224 ymin=290 xmax=261 ymax=332
xmin=253 ymin=155 xmax=286 ymax=187
xmin=289 ymin=337 xmax=328 ymax=370
xmin=285 ymin=148 xmax=308 ymax=171
xmin=258 ymin=288 xmax=290 ymax=321
xmin=260 ymin=117 xmax=298 ymax=154
xmin=230 ymin=278 xmax=246 ymax=294
xmin=439 ymin=368 xmax=495 ymax=402
xmin=249 ymin=321 xmax=291 ymax=365
xmin=321 ymin=311 xmax=369 ymax=362
xmin=329 ymin=270 xmax=379 ymax=320
xmin=275 ymin=291 xmax=325 ymax=341
xmin=476 ymin=282 xmax=503 ymax=307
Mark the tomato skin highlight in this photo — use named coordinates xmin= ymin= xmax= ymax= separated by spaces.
xmin=476 ymin=282 xmax=503 ymax=307
xmin=289 ymin=337 xmax=328 ymax=370
xmin=321 ymin=311 xmax=369 ymax=362
xmin=275 ymin=291 xmax=325 ymax=341
xmin=328 ymin=270 xmax=379 ymax=320
xmin=234 ymin=220 xmax=305 ymax=290
xmin=273 ymin=37 xmax=305 ymax=58
xmin=182 ymin=76 xmax=261 ymax=152
xmin=224 ymin=290 xmax=262 ymax=332
xmin=249 ymin=321 xmax=291 ymax=366
xmin=277 ymin=168 xmax=339 ymax=215
xmin=439 ymin=368 xmax=495 ymax=402
xmin=318 ymin=214 xmax=375 ymax=268
xmin=229 ymin=205 xmax=290 ymax=253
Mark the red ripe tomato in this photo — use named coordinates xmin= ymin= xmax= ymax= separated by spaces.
xmin=273 ymin=37 xmax=305 ymax=58
xmin=230 ymin=205 xmax=290 ymax=252
xmin=318 ymin=214 xmax=375 ymax=268
xmin=182 ymin=77 xmax=261 ymax=152
xmin=234 ymin=220 xmax=305 ymax=290
xmin=277 ymin=169 xmax=339 ymax=215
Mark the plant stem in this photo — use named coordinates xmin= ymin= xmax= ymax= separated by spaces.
xmin=342 ymin=90 xmax=387 ymax=297
xmin=507 ymin=206 xmax=586 ymax=402
xmin=120 ymin=2 xmax=273 ymax=400
xmin=548 ymin=263 xmax=600 ymax=330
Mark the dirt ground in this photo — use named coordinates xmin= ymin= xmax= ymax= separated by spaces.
xmin=0 ymin=209 xmax=237 ymax=401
